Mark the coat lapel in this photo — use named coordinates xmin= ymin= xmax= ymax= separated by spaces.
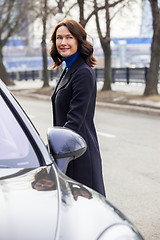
xmin=56 ymin=69 xmax=70 ymax=92
xmin=53 ymin=56 xmax=85 ymax=97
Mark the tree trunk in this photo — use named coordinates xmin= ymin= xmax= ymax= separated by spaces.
xmin=0 ymin=49 xmax=13 ymax=86
xmin=144 ymin=36 xmax=160 ymax=95
xmin=94 ymin=0 xmax=112 ymax=91
xmin=41 ymin=0 xmax=49 ymax=88
xmin=102 ymin=41 xmax=112 ymax=91
xmin=78 ymin=0 xmax=86 ymax=28
xmin=41 ymin=40 xmax=49 ymax=87
xmin=144 ymin=0 xmax=160 ymax=96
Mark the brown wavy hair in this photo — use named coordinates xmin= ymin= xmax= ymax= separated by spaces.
xmin=50 ymin=19 xmax=96 ymax=69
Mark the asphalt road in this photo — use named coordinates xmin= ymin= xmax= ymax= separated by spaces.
xmin=95 ymin=106 xmax=160 ymax=240
xmin=17 ymin=96 xmax=160 ymax=240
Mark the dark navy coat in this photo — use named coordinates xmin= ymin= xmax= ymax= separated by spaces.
xmin=51 ymin=56 xmax=106 ymax=196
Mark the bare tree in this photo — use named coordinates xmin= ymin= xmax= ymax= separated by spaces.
xmin=94 ymin=0 xmax=137 ymax=91
xmin=41 ymin=0 xmax=66 ymax=87
xmin=75 ymin=0 xmax=137 ymax=91
xmin=31 ymin=0 xmax=72 ymax=87
xmin=73 ymin=0 xmax=111 ymax=90
xmin=78 ymin=0 xmax=95 ymax=27
xmin=41 ymin=0 xmax=49 ymax=87
xmin=94 ymin=0 xmax=112 ymax=90
xmin=76 ymin=0 xmax=105 ymax=28
xmin=29 ymin=0 xmax=54 ymax=88
xmin=0 ymin=0 xmax=68 ymax=87
xmin=0 ymin=0 xmax=30 ymax=85
xmin=144 ymin=0 xmax=160 ymax=96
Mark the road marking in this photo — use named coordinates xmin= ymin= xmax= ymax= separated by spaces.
xmin=97 ymin=131 xmax=116 ymax=138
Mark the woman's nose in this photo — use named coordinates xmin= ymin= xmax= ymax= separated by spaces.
xmin=61 ymin=38 xmax=67 ymax=45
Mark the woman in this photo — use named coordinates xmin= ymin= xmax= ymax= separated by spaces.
xmin=50 ymin=19 xmax=106 ymax=197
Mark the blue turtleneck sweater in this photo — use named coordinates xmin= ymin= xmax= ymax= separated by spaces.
xmin=62 ymin=51 xmax=79 ymax=71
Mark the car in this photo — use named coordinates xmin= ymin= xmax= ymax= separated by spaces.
xmin=0 ymin=79 xmax=144 ymax=240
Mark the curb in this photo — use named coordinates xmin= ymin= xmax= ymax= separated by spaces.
xmin=96 ymin=101 xmax=160 ymax=116
xmin=13 ymin=91 xmax=160 ymax=116
xmin=13 ymin=91 xmax=51 ymax=101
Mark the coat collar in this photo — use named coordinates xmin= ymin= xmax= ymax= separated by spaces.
xmin=66 ymin=55 xmax=85 ymax=75
xmin=54 ymin=56 xmax=85 ymax=94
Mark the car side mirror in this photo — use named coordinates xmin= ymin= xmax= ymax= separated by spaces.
xmin=47 ymin=127 xmax=87 ymax=174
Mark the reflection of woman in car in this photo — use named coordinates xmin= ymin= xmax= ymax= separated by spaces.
xmin=69 ymin=183 xmax=93 ymax=201
xmin=50 ymin=19 xmax=106 ymax=197
xmin=31 ymin=168 xmax=56 ymax=191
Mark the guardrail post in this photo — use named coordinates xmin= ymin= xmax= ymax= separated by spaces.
xmin=10 ymin=72 xmax=16 ymax=81
xmin=126 ymin=67 xmax=130 ymax=84
xmin=145 ymin=67 xmax=148 ymax=83
xmin=24 ymin=71 xmax=28 ymax=81
xmin=32 ymin=70 xmax=35 ymax=81
xmin=112 ymin=68 xmax=115 ymax=83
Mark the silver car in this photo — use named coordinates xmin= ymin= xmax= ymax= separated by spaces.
xmin=0 ymin=80 xmax=144 ymax=240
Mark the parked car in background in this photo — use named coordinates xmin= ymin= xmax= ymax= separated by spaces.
xmin=0 ymin=79 xmax=144 ymax=240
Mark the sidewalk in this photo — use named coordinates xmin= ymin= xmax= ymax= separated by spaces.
xmin=9 ymin=79 xmax=160 ymax=116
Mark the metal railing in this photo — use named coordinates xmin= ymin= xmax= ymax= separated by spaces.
xmin=8 ymin=67 xmax=160 ymax=84
xmin=95 ymin=67 xmax=150 ymax=84
xmin=8 ymin=70 xmax=57 ymax=82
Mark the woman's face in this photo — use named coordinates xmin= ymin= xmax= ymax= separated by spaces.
xmin=34 ymin=177 xmax=56 ymax=191
xmin=56 ymin=26 xmax=78 ymax=58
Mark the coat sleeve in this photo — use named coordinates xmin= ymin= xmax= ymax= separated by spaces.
xmin=64 ymin=67 xmax=96 ymax=132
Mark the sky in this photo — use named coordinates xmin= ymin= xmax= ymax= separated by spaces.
xmin=83 ymin=0 xmax=142 ymax=39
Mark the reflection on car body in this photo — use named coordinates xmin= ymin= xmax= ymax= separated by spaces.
xmin=32 ymin=168 xmax=57 ymax=191
xmin=0 ymin=80 xmax=144 ymax=240
xmin=69 ymin=182 xmax=93 ymax=200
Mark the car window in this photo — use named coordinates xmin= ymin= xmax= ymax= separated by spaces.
xmin=0 ymin=95 xmax=40 ymax=168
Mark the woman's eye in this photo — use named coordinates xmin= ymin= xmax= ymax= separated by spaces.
xmin=56 ymin=36 xmax=62 ymax=39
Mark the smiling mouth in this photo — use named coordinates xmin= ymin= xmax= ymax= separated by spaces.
xmin=60 ymin=48 xmax=69 ymax=51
